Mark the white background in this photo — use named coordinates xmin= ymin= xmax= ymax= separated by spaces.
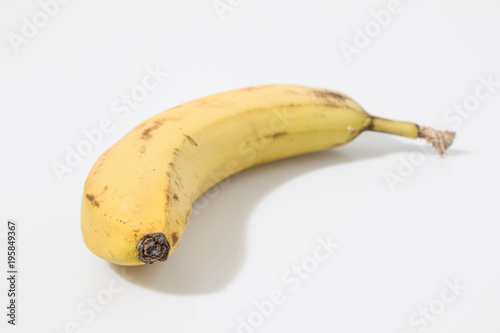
xmin=1 ymin=0 xmax=500 ymax=332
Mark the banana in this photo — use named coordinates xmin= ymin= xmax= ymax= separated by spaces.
xmin=81 ymin=84 xmax=455 ymax=266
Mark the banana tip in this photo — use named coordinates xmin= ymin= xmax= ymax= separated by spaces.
xmin=137 ymin=233 xmax=170 ymax=264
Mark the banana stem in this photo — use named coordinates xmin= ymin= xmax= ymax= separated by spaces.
xmin=368 ymin=116 xmax=456 ymax=155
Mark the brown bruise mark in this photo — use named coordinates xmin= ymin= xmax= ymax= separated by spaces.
xmin=164 ymin=191 xmax=170 ymax=218
xmin=141 ymin=119 xmax=165 ymax=140
xmin=171 ymin=232 xmax=179 ymax=245
xmin=313 ymin=89 xmax=348 ymax=106
xmin=168 ymin=162 xmax=175 ymax=169
xmin=173 ymin=194 xmax=179 ymax=200
xmin=86 ymin=194 xmax=100 ymax=207
xmin=264 ymin=131 xmax=288 ymax=139
xmin=142 ymin=128 xmax=155 ymax=140
xmin=314 ymin=89 xmax=346 ymax=100
xmin=183 ymin=134 xmax=198 ymax=146
xmin=142 ymin=129 xmax=153 ymax=139
xmin=165 ymin=185 xmax=176 ymax=204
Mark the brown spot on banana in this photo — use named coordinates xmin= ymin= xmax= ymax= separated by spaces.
xmin=263 ymin=131 xmax=288 ymax=139
xmin=183 ymin=134 xmax=198 ymax=146
xmin=171 ymin=232 xmax=179 ymax=246
xmin=85 ymin=194 xmax=100 ymax=207
xmin=141 ymin=119 xmax=165 ymax=140
xmin=141 ymin=127 xmax=154 ymax=139
xmin=313 ymin=89 xmax=348 ymax=106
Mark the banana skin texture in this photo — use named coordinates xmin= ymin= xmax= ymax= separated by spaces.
xmin=81 ymin=84 xmax=455 ymax=266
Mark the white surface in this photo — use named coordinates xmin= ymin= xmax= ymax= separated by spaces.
xmin=1 ymin=0 xmax=500 ymax=332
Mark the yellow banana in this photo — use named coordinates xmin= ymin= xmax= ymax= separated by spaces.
xmin=81 ymin=84 xmax=455 ymax=266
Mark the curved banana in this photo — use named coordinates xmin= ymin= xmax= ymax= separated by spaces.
xmin=81 ymin=84 xmax=455 ymax=266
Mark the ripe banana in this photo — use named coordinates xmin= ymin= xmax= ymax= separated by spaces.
xmin=81 ymin=84 xmax=455 ymax=266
